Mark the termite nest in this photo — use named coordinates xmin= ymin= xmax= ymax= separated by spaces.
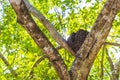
xmin=67 ymin=29 xmax=89 ymax=53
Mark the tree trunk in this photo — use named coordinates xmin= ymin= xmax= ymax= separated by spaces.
xmin=69 ymin=0 xmax=120 ymax=79
xmin=9 ymin=0 xmax=120 ymax=79
xmin=9 ymin=0 xmax=70 ymax=80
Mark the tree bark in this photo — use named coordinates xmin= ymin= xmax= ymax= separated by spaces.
xmin=23 ymin=0 xmax=75 ymax=56
xmin=9 ymin=0 xmax=70 ymax=80
xmin=8 ymin=0 xmax=120 ymax=79
xmin=70 ymin=0 xmax=120 ymax=79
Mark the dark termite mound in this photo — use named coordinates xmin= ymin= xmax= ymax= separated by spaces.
xmin=67 ymin=29 xmax=89 ymax=53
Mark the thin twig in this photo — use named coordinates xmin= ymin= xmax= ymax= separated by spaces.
xmin=109 ymin=35 xmax=120 ymax=38
xmin=104 ymin=42 xmax=120 ymax=46
xmin=29 ymin=55 xmax=47 ymax=78
xmin=106 ymin=48 xmax=114 ymax=75
xmin=100 ymin=45 xmax=105 ymax=80
xmin=0 ymin=53 xmax=18 ymax=77
xmin=96 ymin=56 xmax=111 ymax=77
xmin=103 ymin=65 xmax=111 ymax=77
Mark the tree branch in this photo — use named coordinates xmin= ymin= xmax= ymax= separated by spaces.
xmin=114 ymin=60 xmax=120 ymax=80
xmin=0 ymin=53 xmax=18 ymax=78
xmin=69 ymin=0 xmax=120 ymax=79
xmin=104 ymin=42 xmax=120 ymax=46
xmin=9 ymin=0 xmax=70 ymax=79
xmin=106 ymin=49 xmax=115 ymax=79
xmin=106 ymin=48 xmax=120 ymax=80
xmin=103 ymin=65 xmax=111 ymax=77
xmin=29 ymin=55 xmax=47 ymax=78
xmin=23 ymin=0 xmax=75 ymax=56
xmin=100 ymin=46 xmax=105 ymax=80
xmin=106 ymin=49 xmax=114 ymax=74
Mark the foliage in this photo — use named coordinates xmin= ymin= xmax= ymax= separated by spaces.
xmin=0 ymin=0 xmax=120 ymax=79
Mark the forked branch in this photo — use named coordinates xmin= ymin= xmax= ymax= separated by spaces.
xmin=23 ymin=0 xmax=75 ymax=56
xmin=9 ymin=0 xmax=70 ymax=79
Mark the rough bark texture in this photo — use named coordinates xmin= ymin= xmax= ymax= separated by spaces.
xmin=9 ymin=0 xmax=70 ymax=80
xmin=9 ymin=0 xmax=120 ymax=79
xmin=23 ymin=0 xmax=75 ymax=56
xmin=70 ymin=0 xmax=120 ymax=79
